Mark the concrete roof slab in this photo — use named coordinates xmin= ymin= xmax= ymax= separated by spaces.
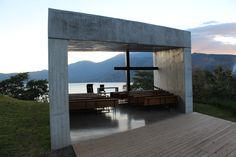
xmin=48 ymin=9 xmax=191 ymax=51
xmin=68 ymin=40 xmax=177 ymax=52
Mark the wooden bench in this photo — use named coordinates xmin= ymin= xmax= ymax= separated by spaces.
xmin=144 ymin=95 xmax=178 ymax=106
xmin=69 ymin=94 xmax=118 ymax=110
xmin=110 ymin=91 xmax=129 ymax=99
xmin=110 ymin=90 xmax=178 ymax=107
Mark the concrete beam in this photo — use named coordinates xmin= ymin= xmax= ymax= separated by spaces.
xmin=48 ymin=39 xmax=70 ymax=150
xmin=48 ymin=9 xmax=191 ymax=49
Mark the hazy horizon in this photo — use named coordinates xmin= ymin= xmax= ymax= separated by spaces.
xmin=0 ymin=52 xmax=236 ymax=74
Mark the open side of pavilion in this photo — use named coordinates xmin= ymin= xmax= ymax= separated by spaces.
xmin=48 ymin=8 xmax=192 ymax=150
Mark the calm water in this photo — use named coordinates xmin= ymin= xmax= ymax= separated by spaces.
xmin=69 ymin=82 xmax=126 ymax=94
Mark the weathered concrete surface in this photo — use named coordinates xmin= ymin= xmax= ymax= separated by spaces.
xmin=153 ymin=48 xmax=193 ymax=113
xmin=67 ymin=40 xmax=177 ymax=52
xmin=48 ymin=9 xmax=191 ymax=51
xmin=48 ymin=39 xmax=71 ymax=150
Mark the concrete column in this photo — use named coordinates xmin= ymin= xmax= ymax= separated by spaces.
xmin=183 ymin=48 xmax=193 ymax=113
xmin=153 ymin=48 xmax=193 ymax=113
xmin=48 ymin=39 xmax=70 ymax=150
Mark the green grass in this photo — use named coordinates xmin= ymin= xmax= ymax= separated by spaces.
xmin=0 ymin=95 xmax=75 ymax=157
xmin=194 ymin=102 xmax=236 ymax=122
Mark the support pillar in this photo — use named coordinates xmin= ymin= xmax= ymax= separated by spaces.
xmin=153 ymin=48 xmax=193 ymax=113
xmin=48 ymin=39 xmax=70 ymax=150
xmin=183 ymin=48 xmax=193 ymax=113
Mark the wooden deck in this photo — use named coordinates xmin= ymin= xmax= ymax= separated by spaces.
xmin=73 ymin=112 xmax=236 ymax=157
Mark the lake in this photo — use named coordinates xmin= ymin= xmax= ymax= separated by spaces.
xmin=69 ymin=82 xmax=127 ymax=94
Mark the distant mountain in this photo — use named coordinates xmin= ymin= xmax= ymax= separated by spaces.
xmin=192 ymin=53 xmax=236 ymax=71
xmin=68 ymin=52 xmax=153 ymax=82
xmin=0 ymin=52 xmax=153 ymax=82
xmin=0 ymin=53 xmax=236 ymax=82
xmin=0 ymin=69 xmax=49 ymax=83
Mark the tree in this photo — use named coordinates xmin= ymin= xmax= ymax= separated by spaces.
xmin=192 ymin=66 xmax=236 ymax=101
xmin=0 ymin=73 xmax=48 ymax=101
xmin=132 ymin=70 xmax=154 ymax=90
xmin=20 ymin=80 xmax=48 ymax=101
xmin=0 ymin=73 xmax=28 ymax=98
xmin=211 ymin=66 xmax=236 ymax=99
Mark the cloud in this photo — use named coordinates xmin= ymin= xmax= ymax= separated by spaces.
xmin=189 ymin=23 xmax=236 ymax=54
xmin=201 ymin=21 xmax=219 ymax=25
xmin=214 ymin=35 xmax=236 ymax=45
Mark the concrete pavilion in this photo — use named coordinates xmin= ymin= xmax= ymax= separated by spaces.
xmin=48 ymin=8 xmax=192 ymax=150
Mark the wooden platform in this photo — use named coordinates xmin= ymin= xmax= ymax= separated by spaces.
xmin=73 ymin=112 xmax=236 ymax=157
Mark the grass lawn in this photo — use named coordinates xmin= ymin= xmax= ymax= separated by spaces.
xmin=194 ymin=102 xmax=236 ymax=122
xmin=0 ymin=95 xmax=75 ymax=157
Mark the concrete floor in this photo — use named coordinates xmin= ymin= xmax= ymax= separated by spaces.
xmin=70 ymin=105 xmax=180 ymax=143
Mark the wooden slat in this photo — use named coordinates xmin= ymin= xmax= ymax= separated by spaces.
xmin=73 ymin=113 xmax=236 ymax=157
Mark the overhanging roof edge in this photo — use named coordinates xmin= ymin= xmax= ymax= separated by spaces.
xmin=48 ymin=8 xmax=191 ymax=48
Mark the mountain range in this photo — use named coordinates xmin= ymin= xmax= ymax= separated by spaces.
xmin=0 ymin=53 xmax=236 ymax=82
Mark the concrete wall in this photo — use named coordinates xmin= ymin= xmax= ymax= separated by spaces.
xmin=48 ymin=39 xmax=71 ymax=150
xmin=153 ymin=48 xmax=192 ymax=113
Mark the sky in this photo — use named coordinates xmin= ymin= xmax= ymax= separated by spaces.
xmin=0 ymin=0 xmax=236 ymax=73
